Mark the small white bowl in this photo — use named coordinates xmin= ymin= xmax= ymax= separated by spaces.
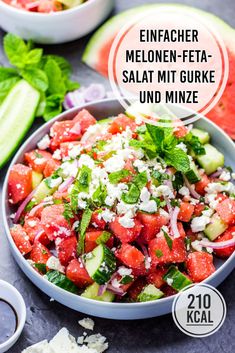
xmin=0 ymin=0 xmax=114 ymax=44
xmin=0 ymin=280 xmax=26 ymax=353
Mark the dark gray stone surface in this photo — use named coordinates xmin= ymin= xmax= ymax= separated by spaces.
xmin=0 ymin=0 xmax=234 ymax=352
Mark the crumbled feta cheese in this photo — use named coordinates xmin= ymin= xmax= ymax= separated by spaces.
xmin=116 ymin=201 xmax=137 ymax=216
xmin=117 ymin=267 xmax=132 ymax=276
xmin=27 ymin=220 xmax=37 ymax=227
xmin=139 ymin=200 xmax=157 ymax=213
xmin=46 ymin=256 xmax=65 ymax=273
xmin=98 ymin=209 xmax=115 ymax=223
xmin=205 ymin=193 xmax=219 ymax=210
xmin=61 ymin=160 xmax=78 ymax=178
xmin=140 ymin=187 xmax=150 ymax=202
xmin=206 ymin=182 xmax=235 ymax=195
xmin=68 ymin=145 xmax=82 ymax=159
xmin=191 ymin=240 xmax=203 ymax=252
xmin=84 ymin=333 xmax=108 ymax=353
xmin=79 ymin=154 xmax=95 ymax=169
xmin=48 ymin=177 xmax=62 ymax=188
xmin=103 ymin=155 xmax=125 ymax=173
xmin=151 ymin=185 xmax=174 ymax=199
xmin=78 ymin=318 xmax=94 ymax=331
xmin=178 ymin=186 xmax=190 ymax=197
xmin=53 ymin=149 xmax=62 ymax=160
xmin=219 ymin=170 xmax=231 ymax=181
xmin=118 ymin=213 xmax=135 ymax=228
xmin=191 ymin=215 xmax=211 ymax=232
xmin=111 ymin=278 xmax=121 ymax=288
xmin=166 ymin=278 xmax=173 ymax=286
xmin=21 ymin=340 xmax=50 ymax=353
xmin=133 ymin=159 xmax=148 ymax=173
xmin=37 ymin=134 xmax=50 ymax=150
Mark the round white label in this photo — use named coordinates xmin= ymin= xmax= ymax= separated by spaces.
xmin=172 ymin=283 xmax=226 ymax=337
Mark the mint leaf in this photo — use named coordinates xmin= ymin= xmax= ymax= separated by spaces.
xmin=165 ymin=148 xmax=190 ymax=173
xmin=133 ymin=171 xmax=148 ymax=189
xmin=0 ymin=77 xmax=20 ymax=104
xmin=43 ymin=55 xmax=72 ymax=77
xmin=108 ymin=170 xmax=130 ymax=184
xmin=63 ymin=202 xmax=74 ymax=224
xmin=34 ymin=263 xmax=47 ymax=274
xmin=120 ymin=275 xmax=134 ymax=284
xmin=155 ymin=249 xmax=163 ymax=258
xmin=92 ymin=184 xmax=107 ymax=207
xmin=4 ymin=33 xmax=27 ymax=68
xmin=185 ymin=133 xmax=205 ymax=155
xmin=96 ymin=231 xmax=111 ymax=245
xmin=64 ymin=78 xmax=80 ymax=92
xmin=44 ymin=59 xmax=66 ymax=95
xmin=46 ymin=270 xmax=78 ymax=294
xmin=78 ymin=208 xmax=92 ymax=254
xmin=172 ymin=171 xmax=184 ymax=191
xmin=146 ymin=124 xmax=164 ymax=151
xmin=44 ymin=94 xmax=64 ymax=121
xmin=163 ymin=229 xmax=173 ymax=250
xmin=77 ymin=165 xmax=91 ymax=193
xmin=25 ymin=48 xmax=43 ymax=66
xmin=122 ymin=183 xmax=140 ymax=204
xmin=0 ymin=67 xmax=18 ymax=81
xmin=21 ymin=67 xmax=48 ymax=92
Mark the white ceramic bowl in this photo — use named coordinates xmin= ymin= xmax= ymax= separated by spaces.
xmin=0 ymin=0 xmax=114 ymax=44
xmin=2 ymin=99 xmax=235 ymax=320
xmin=0 ymin=280 xmax=26 ymax=353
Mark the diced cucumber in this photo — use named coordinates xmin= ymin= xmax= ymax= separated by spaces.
xmin=58 ymin=0 xmax=83 ymax=9
xmin=81 ymin=283 xmax=115 ymax=302
xmin=204 ymin=213 xmax=228 ymax=240
xmin=184 ymin=161 xmax=201 ymax=184
xmin=0 ymin=80 xmax=40 ymax=168
xmin=138 ymin=284 xmax=164 ymax=302
xmin=191 ymin=128 xmax=210 ymax=144
xmin=32 ymin=171 xmax=43 ymax=189
xmin=84 ymin=244 xmax=116 ymax=285
xmin=163 ymin=266 xmax=192 ymax=291
xmin=33 ymin=179 xmax=57 ymax=203
xmin=46 ymin=270 xmax=78 ymax=294
xmin=98 ymin=117 xmax=114 ymax=125
xmin=196 ymin=144 xmax=224 ymax=175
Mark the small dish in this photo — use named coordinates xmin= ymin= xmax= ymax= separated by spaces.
xmin=0 ymin=0 xmax=114 ymax=44
xmin=0 ymin=280 xmax=26 ymax=353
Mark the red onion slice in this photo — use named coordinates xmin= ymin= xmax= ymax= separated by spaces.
xmin=106 ymin=284 xmax=125 ymax=296
xmin=14 ymin=188 xmax=37 ymax=223
xmin=58 ymin=176 xmax=75 ymax=193
xmin=98 ymin=284 xmax=107 ymax=296
xmin=170 ymin=206 xmax=180 ymax=238
xmin=183 ymin=176 xmax=201 ymax=199
xmin=63 ymin=90 xmax=85 ymax=110
xmin=83 ymin=84 xmax=106 ymax=102
xmin=210 ymin=169 xmax=223 ymax=178
xmin=199 ymin=237 xmax=235 ymax=249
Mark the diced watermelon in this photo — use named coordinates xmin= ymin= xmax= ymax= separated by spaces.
xmin=10 ymin=225 xmax=32 ymax=255
xmin=37 ymin=0 xmax=62 ymax=12
xmin=195 ymin=174 xmax=210 ymax=195
xmin=41 ymin=204 xmax=74 ymax=240
xmin=147 ymin=267 xmax=167 ymax=288
xmin=108 ymin=114 xmax=136 ymax=134
xmin=178 ymin=202 xmax=195 ymax=222
xmin=162 ymin=285 xmax=177 ymax=297
xmin=173 ymin=123 xmax=188 ymax=138
xmin=121 ymin=160 xmax=136 ymax=182
xmin=60 ymin=141 xmax=81 ymax=158
xmin=128 ymin=277 xmax=147 ymax=301
xmin=91 ymin=210 xmax=106 ymax=230
xmin=137 ymin=212 xmax=168 ymax=242
xmin=149 ymin=235 xmax=187 ymax=266
xmin=194 ymin=203 xmax=205 ymax=216
xmin=24 ymin=150 xmax=52 ymax=173
xmin=187 ymin=252 xmax=215 ymax=282
xmin=56 ymin=236 xmax=77 ymax=266
xmin=43 ymin=159 xmax=61 ymax=178
xmin=214 ymin=226 xmax=235 ymax=258
xmin=23 ymin=216 xmax=49 ymax=245
xmin=116 ymin=244 xmax=145 ymax=271
xmin=109 ymin=217 xmax=142 ymax=243
xmin=50 ymin=121 xmax=81 ymax=150
xmin=30 ymin=243 xmax=51 ymax=264
xmin=66 ymin=258 xmax=93 ymax=287
xmin=216 ymin=198 xmax=235 ymax=225
xmin=73 ymin=109 xmax=96 ymax=134
xmin=53 ymin=191 xmax=70 ymax=202
xmin=8 ymin=164 xmax=32 ymax=204
xmin=85 ymin=230 xmax=103 ymax=253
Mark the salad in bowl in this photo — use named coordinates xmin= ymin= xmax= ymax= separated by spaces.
xmin=6 ymin=103 xmax=235 ymax=304
xmin=2 ymin=0 xmax=87 ymax=13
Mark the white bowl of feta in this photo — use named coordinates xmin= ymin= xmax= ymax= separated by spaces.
xmin=2 ymin=99 xmax=235 ymax=319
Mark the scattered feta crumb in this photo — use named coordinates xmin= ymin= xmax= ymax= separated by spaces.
xmin=166 ymin=278 xmax=173 ymax=286
xmin=191 ymin=215 xmax=211 ymax=232
xmin=178 ymin=186 xmax=190 ymax=197
xmin=53 ymin=149 xmax=62 ymax=160
xmin=37 ymin=134 xmax=50 ymax=150
xmin=78 ymin=318 xmax=95 ymax=331
xmin=46 ymin=256 xmax=65 ymax=273
xmin=118 ymin=213 xmax=135 ymax=228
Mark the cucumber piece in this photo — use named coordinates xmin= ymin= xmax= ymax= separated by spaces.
xmin=138 ymin=284 xmax=164 ymax=302
xmin=58 ymin=0 xmax=83 ymax=9
xmin=0 ymin=80 xmax=40 ymax=168
xmin=191 ymin=128 xmax=210 ymax=144
xmin=46 ymin=270 xmax=78 ymax=294
xmin=33 ymin=179 xmax=57 ymax=203
xmin=163 ymin=266 xmax=192 ymax=291
xmin=98 ymin=117 xmax=114 ymax=125
xmin=84 ymin=244 xmax=116 ymax=284
xmin=81 ymin=283 xmax=115 ymax=302
xmin=184 ymin=161 xmax=201 ymax=184
xmin=196 ymin=144 xmax=224 ymax=175
xmin=204 ymin=213 xmax=228 ymax=240
xmin=32 ymin=171 xmax=43 ymax=189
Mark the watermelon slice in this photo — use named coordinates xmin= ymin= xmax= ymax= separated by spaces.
xmin=82 ymin=4 xmax=235 ymax=138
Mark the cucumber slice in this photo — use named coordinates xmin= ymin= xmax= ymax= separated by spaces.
xmin=84 ymin=244 xmax=116 ymax=284
xmin=163 ymin=266 xmax=192 ymax=291
xmin=0 ymin=80 xmax=40 ymax=168
xmin=191 ymin=128 xmax=210 ymax=144
xmin=46 ymin=270 xmax=78 ymax=294
xmin=204 ymin=213 xmax=228 ymax=240
xmin=81 ymin=283 xmax=115 ymax=302
xmin=126 ymin=102 xmax=155 ymax=119
xmin=184 ymin=161 xmax=201 ymax=184
xmin=98 ymin=117 xmax=114 ymax=125
xmin=196 ymin=144 xmax=224 ymax=175
xmin=138 ymin=284 xmax=164 ymax=302
xmin=33 ymin=179 xmax=57 ymax=203
xmin=32 ymin=171 xmax=43 ymax=189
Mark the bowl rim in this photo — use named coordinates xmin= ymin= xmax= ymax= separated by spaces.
xmin=0 ymin=0 xmax=107 ymax=18
xmin=0 ymin=279 xmax=26 ymax=350
xmin=2 ymin=98 xmax=235 ymax=310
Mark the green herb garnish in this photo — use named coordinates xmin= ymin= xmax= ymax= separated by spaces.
xmin=108 ymin=170 xmax=130 ymax=184
xmin=77 ymin=208 xmax=92 ymax=255
xmin=155 ymin=249 xmax=163 ymax=258
xmin=162 ymin=229 xmax=173 ymax=250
